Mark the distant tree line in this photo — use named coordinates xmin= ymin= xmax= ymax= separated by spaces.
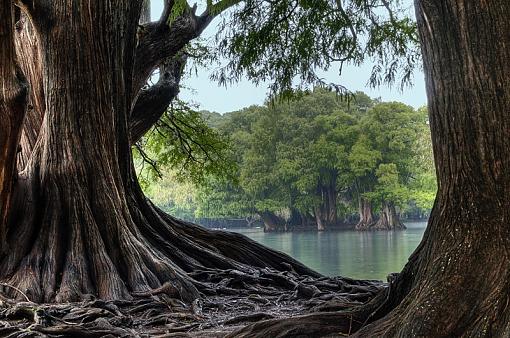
xmin=140 ymin=88 xmax=436 ymax=231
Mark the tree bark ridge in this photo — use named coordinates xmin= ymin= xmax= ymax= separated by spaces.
xmin=0 ymin=0 xmax=28 ymax=250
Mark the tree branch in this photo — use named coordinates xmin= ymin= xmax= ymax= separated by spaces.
xmin=133 ymin=12 xmax=205 ymax=91
xmin=204 ymin=0 xmax=242 ymax=17
xmin=159 ymin=0 xmax=176 ymax=24
xmin=0 ymin=0 xmax=28 ymax=250
xmin=133 ymin=0 xmax=241 ymax=92
xmin=130 ymin=55 xmax=187 ymax=144
xmin=130 ymin=0 xmax=244 ymax=141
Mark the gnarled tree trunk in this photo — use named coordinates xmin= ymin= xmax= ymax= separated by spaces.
xmin=355 ymin=197 xmax=375 ymax=230
xmin=354 ymin=1 xmax=510 ymax=335
xmin=373 ymin=201 xmax=406 ymax=230
xmin=0 ymin=1 xmax=323 ymax=305
xmin=233 ymin=0 xmax=510 ymax=336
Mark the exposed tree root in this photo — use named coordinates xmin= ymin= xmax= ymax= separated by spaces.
xmin=0 ymin=171 xmax=388 ymax=336
xmin=0 ymin=139 xmax=394 ymax=337
xmin=0 ymin=270 xmax=385 ymax=337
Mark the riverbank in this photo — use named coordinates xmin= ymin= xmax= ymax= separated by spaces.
xmin=199 ymin=218 xmax=429 ymax=232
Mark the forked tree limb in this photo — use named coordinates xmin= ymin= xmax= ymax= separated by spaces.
xmin=130 ymin=54 xmax=187 ymax=144
xmin=133 ymin=12 xmax=208 ymax=92
xmin=132 ymin=0 xmax=240 ymax=93
xmin=129 ymin=0 xmax=236 ymax=140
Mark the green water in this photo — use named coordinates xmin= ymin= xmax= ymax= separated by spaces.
xmin=231 ymin=221 xmax=427 ymax=281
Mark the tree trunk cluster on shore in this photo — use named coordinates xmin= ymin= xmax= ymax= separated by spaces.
xmin=355 ymin=198 xmax=405 ymax=231
xmin=258 ymin=196 xmax=406 ymax=233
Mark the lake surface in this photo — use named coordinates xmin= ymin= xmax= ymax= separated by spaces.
xmin=230 ymin=221 xmax=427 ymax=281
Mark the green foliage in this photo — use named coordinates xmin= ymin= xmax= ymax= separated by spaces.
xmin=406 ymin=106 xmax=436 ymax=215
xmin=167 ymin=0 xmax=191 ymax=24
xmin=144 ymin=169 xmax=198 ymax=220
xmin=368 ymin=163 xmax=410 ymax=207
xmin=140 ymin=1 xmax=431 ymax=223
xmin=141 ymin=90 xmax=436 ymax=224
xmin=349 ymin=135 xmax=381 ymax=178
xmin=353 ymin=101 xmax=422 ymax=203
xmin=200 ymin=89 xmax=434 ymax=222
xmin=194 ymin=177 xmax=253 ymax=218
xmin=213 ymin=0 xmax=420 ymax=96
xmin=134 ymin=99 xmax=236 ymax=188
xmin=165 ymin=1 xmax=418 ymax=101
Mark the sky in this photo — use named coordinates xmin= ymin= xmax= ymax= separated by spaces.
xmin=150 ymin=1 xmax=427 ymax=114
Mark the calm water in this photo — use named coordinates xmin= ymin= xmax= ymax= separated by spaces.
xmin=231 ymin=221 xmax=427 ymax=281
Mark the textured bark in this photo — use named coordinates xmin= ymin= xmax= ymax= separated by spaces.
xmin=0 ymin=0 xmax=328 ymax=308
xmin=13 ymin=14 xmax=44 ymax=170
xmin=373 ymin=201 xmax=406 ymax=230
xmin=353 ymin=0 xmax=510 ymax=336
xmin=0 ymin=1 xmax=28 ymax=250
xmin=4 ymin=0 xmax=508 ymax=336
xmin=0 ymin=1 xmax=384 ymax=337
xmin=0 ymin=0 xmax=329 ymax=307
xmin=235 ymin=1 xmax=510 ymax=336
xmin=355 ymin=197 xmax=375 ymax=230
xmin=0 ymin=271 xmax=384 ymax=336
xmin=3 ymin=0 xmax=152 ymax=303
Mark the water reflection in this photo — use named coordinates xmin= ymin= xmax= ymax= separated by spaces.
xmin=231 ymin=221 xmax=427 ymax=281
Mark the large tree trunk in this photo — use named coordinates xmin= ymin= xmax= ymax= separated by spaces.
xmin=0 ymin=2 xmax=28 ymax=249
xmin=354 ymin=197 xmax=375 ymax=230
xmin=259 ymin=211 xmax=282 ymax=232
xmin=354 ymin=0 xmax=510 ymax=335
xmin=4 ymin=1 xmax=164 ymax=303
xmin=0 ymin=1 xmax=325 ymax=305
xmin=233 ymin=1 xmax=510 ymax=336
xmin=373 ymin=201 xmax=406 ymax=230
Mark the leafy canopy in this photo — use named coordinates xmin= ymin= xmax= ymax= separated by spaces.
xmin=210 ymin=0 xmax=419 ymax=96
xmin=144 ymin=89 xmax=435 ymax=222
